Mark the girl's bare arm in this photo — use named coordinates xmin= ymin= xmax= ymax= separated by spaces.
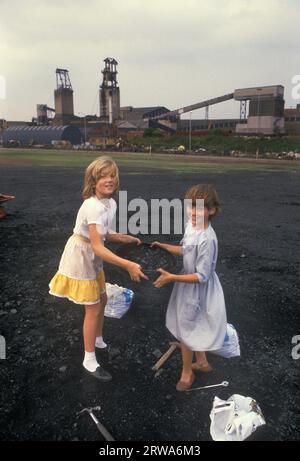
xmin=106 ymin=230 xmax=141 ymax=245
xmin=153 ymin=269 xmax=198 ymax=288
xmin=151 ymin=241 xmax=183 ymax=257
xmin=89 ymin=225 xmax=147 ymax=281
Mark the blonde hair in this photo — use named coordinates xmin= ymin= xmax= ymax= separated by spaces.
xmin=82 ymin=156 xmax=119 ymax=199
xmin=185 ymin=184 xmax=220 ymax=218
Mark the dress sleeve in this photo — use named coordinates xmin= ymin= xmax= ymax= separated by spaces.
xmin=195 ymin=237 xmax=216 ymax=283
xmin=85 ymin=200 xmax=105 ymax=226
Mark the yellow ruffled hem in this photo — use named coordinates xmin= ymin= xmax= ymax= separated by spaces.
xmin=49 ymin=271 xmax=105 ymax=305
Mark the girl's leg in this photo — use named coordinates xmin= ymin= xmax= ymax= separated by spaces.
xmin=192 ymin=351 xmax=213 ymax=372
xmin=176 ymin=342 xmax=195 ymax=391
xmin=83 ymin=302 xmax=103 ymax=352
xmin=180 ymin=342 xmax=193 ymax=379
xmin=195 ymin=351 xmax=209 ymax=365
xmin=95 ymin=292 xmax=108 ymax=349
xmin=95 ymin=292 xmax=107 ymax=338
xmin=82 ymin=302 xmax=111 ymax=380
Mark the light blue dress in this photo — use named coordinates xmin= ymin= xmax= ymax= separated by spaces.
xmin=166 ymin=221 xmax=227 ymax=351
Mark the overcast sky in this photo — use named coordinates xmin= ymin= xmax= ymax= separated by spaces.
xmin=0 ymin=0 xmax=299 ymax=121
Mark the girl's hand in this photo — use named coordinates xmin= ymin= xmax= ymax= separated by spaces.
xmin=153 ymin=268 xmax=173 ymax=288
xmin=127 ymin=261 xmax=148 ymax=282
xmin=129 ymin=236 xmax=142 ymax=245
xmin=0 ymin=194 xmax=15 ymax=202
xmin=151 ymin=241 xmax=163 ymax=248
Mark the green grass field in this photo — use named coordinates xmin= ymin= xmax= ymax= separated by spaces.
xmin=0 ymin=148 xmax=299 ymax=173
xmin=135 ymin=132 xmax=300 ymax=154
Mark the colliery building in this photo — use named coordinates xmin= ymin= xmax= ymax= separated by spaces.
xmin=3 ymin=125 xmax=81 ymax=147
xmin=284 ymin=104 xmax=300 ymax=135
xmin=1 ymin=57 xmax=297 ymax=147
xmin=234 ymin=86 xmax=285 ymax=135
xmin=119 ymin=106 xmax=170 ymax=130
xmin=178 ymin=118 xmax=243 ymax=134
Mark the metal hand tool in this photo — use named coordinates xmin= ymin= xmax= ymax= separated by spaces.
xmin=77 ymin=406 xmax=115 ymax=441
xmin=185 ymin=380 xmax=229 ymax=392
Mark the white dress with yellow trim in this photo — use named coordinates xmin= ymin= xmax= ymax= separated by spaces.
xmin=49 ymin=196 xmax=117 ymax=305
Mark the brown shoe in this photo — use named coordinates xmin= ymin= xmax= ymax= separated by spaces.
xmin=191 ymin=362 xmax=213 ymax=373
xmin=176 ymin=373 xmax=195 ymax=392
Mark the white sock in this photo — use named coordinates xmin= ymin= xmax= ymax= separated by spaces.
xmin=83 ymin=351 xmax=99 ymax=372
xmin=95 ymin=336 xmax=107 ymax=349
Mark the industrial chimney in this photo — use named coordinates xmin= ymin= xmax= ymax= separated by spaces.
xmin=53 ymin=68 xmax=75 ymax=125
xmin=99 ymin=58 xmax=120 ymax=123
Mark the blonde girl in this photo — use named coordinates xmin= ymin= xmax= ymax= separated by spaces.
xmin=49 ymin=156 xmax=147 ymax=381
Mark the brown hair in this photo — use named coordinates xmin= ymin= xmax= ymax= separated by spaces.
xmin=185 ymin=184 xmax=220 ymax=218
xmin=82 ymin=156 xmax=119 ymax=199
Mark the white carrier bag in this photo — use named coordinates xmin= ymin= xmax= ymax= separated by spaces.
xmin=211 ymin=323 xmax=241 ymax=358
xmin=210 ymin=394 xmax=266 ymax=441
xmin=104 ymin=283 xmax=134 ymax=319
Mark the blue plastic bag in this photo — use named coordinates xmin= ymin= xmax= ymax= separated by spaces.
xmin=211 ymin=324 xmax=241 ymax=358
xmin=104 ymin=283 xmax=134 ymax=319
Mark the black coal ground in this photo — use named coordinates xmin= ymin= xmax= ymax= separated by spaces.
xmin=0 ymin=165 xmax=299 ymax=441
xmin=117 ymin=243 xmax=177 ymax=280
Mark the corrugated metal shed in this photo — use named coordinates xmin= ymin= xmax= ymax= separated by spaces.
xmin=3 ymin=125 xmax=81 ymax=146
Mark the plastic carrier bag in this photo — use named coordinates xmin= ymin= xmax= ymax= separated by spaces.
xmin=211 ymin=323 xmax=241 ymax=358
xmin=104 ymin=283 xmax=134 ymax=319
xmin=210 ymin=394 xmax=265 ymax=441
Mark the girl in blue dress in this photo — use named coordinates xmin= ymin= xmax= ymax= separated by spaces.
xmin=153 ymin=184 xmax=227 ymax=391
